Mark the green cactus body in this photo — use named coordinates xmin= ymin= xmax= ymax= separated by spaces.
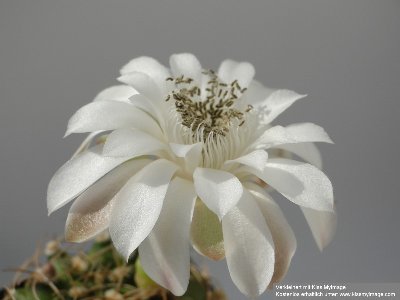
xmin=1 ymin=238 xmax=226 ymax=300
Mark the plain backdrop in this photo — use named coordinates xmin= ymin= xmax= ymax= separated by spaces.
xmin=1 ymin=1 xmax=399 ymax=299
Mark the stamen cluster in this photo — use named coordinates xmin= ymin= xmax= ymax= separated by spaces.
xmin=166 ymin=70 xmax=252 ymax=140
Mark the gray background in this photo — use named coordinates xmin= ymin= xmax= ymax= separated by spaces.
xmin=1 ymin=0 xmax=399 ymax=299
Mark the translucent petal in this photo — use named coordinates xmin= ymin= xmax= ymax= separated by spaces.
xmin=193 ymin=168 xmax=243 ymax=219
xmin=223 ymin=190 xmax=274 ymax=297
xmin=139 ymin=177 xmax=196 ymax=296
xmin=302 ymin=206 xmax=337 ymax=251
xmin=191 ymin=199 xmax=225 ymax=260
xmin=109 ymin=159 xmax=178 ymax=261
xmin=47 ymin=145 xmax=129 ymax=215
xmin=65 ymin=159 xmax=150 ymax=242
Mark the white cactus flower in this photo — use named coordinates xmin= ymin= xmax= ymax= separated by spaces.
xmin=47 ymin=53 xmax=336 ymax=298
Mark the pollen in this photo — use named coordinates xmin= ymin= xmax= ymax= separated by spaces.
xmin=166 ymin=70 xmax=251 ymax=140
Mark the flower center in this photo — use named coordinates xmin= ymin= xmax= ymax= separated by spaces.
xmin=166 ymin=70 xmax=252 ymax=140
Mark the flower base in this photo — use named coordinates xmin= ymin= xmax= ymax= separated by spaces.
xmin=1 ymin=236 xmax=226 ymax=300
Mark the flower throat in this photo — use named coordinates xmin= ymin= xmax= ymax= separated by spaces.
xmin=165 ymin=70 xmax=252 ymax=140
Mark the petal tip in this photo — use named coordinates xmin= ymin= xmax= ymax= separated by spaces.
xmin=327 ymin=136 xmax=334 ymax=144
xmin=46 ymin=202 xmax=59 ymax=216
xmin=316 ymin=235 xmax=334 ymax=251
xmin=46 ymin=198 xmax=56 ymax=216
xmin=169 ymin=284 xmax=187 ymax=297
xmin=63 ymin=129 xmax=72 ymax=138
xmin=64 ymin=231 xmax=77 ymax=243
xmin=291 ymin=92 xmax=308 ymax=101
xmin=116 ymin=75 xmax=127 ymax=84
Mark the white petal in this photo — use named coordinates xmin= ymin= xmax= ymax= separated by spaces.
xmin=240 ymin=80 xmax=275 ymax=107
xmin=109 ymin=159 xmax=178 ymax=261
xmin=71 ymin=131 xmax=103 ymax=159
xmin=47 ymin=145 xmax=129 ymax=215
xmin=119 ymin=56 xmax=170 ymax=91
xmin=65 ymin=100 xmax=162 ymax=138
xmin=246 ymin=182 xmax=296 ymax=286
xmin=301 ymin=206 xmax=337 ymax=251
xmin=129 ymin=93 xmax=164 ymax=123
xmin=193 ymin=168 xmax=243 ymax=219
xmin=65 ymin=159 xmax=150 ymax=242
xmin=259 ymin=90 xmax=307 ymax=124
xmin=170 ymin=53 xmax=202 ymax=84
xmin=281 ymin=123 xmax=333 ymax=143
xmin=118 ymin=72 xmax=163 ymax=102
xmin=222 ymin=190 xmax=274 ymax=297
xmin=253 ymin=123 xmax=333 ymax=149
xmin=256 ymin=158 xmax=334 ymax=211
xmin=93 ymin=85 xmax=138 ymax=103
xmin=218 ymin=59 xmax=255 ymax=88
xmin=103 ymin=128 xmax=166 ymax=158
xmin=275 ymin=142 xmax=323 ymax=169
xmin=224 ymin=150 xmax=268 ymax=172
xmin=217 ymin=59 xmax=237 ymax=82
xmin=139 ymin=177 xmax=196 ymax=296
xmin=169 ymin=142 xmax=202 ymax=173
